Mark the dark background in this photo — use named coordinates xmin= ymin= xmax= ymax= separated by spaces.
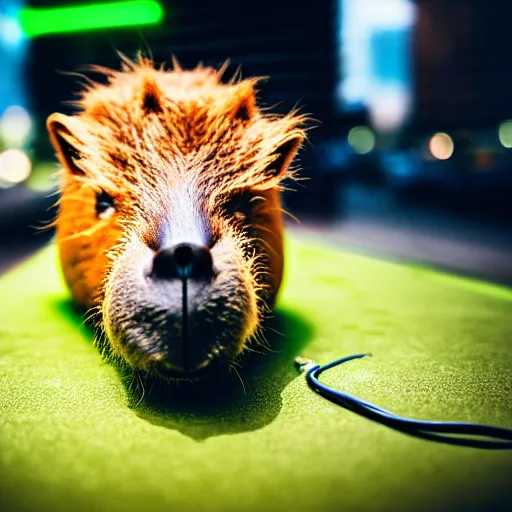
xmin=1 ymin=0 xmax=512 ymax=283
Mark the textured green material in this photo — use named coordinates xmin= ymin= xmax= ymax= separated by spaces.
xmin=1 ymin=236 xmax=511 ymax=512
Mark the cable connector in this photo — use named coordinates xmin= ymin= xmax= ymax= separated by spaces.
xmin=294 ymin=356 xmax=318 ymax=373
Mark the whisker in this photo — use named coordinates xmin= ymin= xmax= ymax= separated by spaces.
xmin=133 ymin=372 xmax=146 ymax=408
xmin=230 ymin=364 xmax=247 ymax=396
xmin=265 ymin=325 xmax=285 ymax=337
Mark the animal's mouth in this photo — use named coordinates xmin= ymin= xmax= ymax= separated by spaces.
xmin=179 ymin=277 xmax=193 ymax=373
xmin=177 ymin=275 xmax=224 ymax=374
xmin=154 ymin=277 xmax=231 ymax=379
xmin=103 ymin=238 xmax=258 ymax=380
xmin=148 ymin=349 xmax=229 ymax=382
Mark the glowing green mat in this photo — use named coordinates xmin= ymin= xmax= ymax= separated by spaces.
xmin=1 ymin=236 xmax=511 ymax=512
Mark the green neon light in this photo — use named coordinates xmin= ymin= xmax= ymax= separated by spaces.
xmin=19 ymin=1 xmax=163 ymax=38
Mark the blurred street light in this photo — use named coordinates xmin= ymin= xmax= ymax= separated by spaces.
xmin=429 ymin=133 xmax=454 ymax=160
xmin=498 ymin=120 xmax=512 ymax=149
xmin=0 ymin=105 xmax=32 ymax=148
xmin=0 ymin=148 xmax=32 ymax=187
xmin=347 ymin=126 xmax=376 ymax=154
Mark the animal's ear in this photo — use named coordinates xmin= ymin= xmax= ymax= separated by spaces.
xmin=140 ymin=73 xmax=163 ymax=114
xmin=257 ymin=133 xmax=304 ymax=188
xmin=228 ymin=79 xmax=258 ymax=122
xmin=230 ymin=92 xmax=255 ymax=122
xmin=47 ymin=113 xmax=87 ymax=176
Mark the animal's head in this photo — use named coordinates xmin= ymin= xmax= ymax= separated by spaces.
xmin=48 ymin=55 xmax=306 ymax=380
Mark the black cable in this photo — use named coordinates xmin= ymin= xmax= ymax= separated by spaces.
xmin=295 ymin=354 xmax=512 ymax=449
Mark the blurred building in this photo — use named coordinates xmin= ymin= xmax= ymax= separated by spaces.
xmin=27 ymin=0 xmax=338 ymax=157
xmin=23 ymin=0 xmax=340 ymax=215
xmin=2 ymin=0 xmax=512 ymax=226
xmin=413 ymin=0 xmax=512 ymax=133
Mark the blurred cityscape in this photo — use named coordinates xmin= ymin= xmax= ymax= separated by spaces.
xmin=1 ymin=0 xmax=512 ymax=283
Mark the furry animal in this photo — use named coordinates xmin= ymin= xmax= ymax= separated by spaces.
xmin=47 ymin=54 xmax=306 ymax=380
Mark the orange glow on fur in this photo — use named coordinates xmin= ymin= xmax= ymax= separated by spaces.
xmin=47 ymin=54 xmax=307 ymax=370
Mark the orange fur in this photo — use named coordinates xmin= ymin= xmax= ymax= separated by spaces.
xmin=50 ymin=55 xmax=305 ymax=310
xmin=47 ymin=54 xmax=306 ymax=373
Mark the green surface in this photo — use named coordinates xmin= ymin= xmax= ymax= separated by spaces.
xmin=1 ymin=236 xmax=511 ymax=512
xmin=19 ymin=1 xmax=163 ymax=38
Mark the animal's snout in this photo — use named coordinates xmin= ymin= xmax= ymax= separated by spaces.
xmin=145 ymin=242 xmax=222 ymax=377
xmin=151 ymin=243 xmax=215 ymax=280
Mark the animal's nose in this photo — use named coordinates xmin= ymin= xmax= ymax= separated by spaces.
xmin=150 ymin=243 xmax=214 ymax=280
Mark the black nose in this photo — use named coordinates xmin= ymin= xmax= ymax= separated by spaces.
xmin=151 ymin=243 xmax=214 ymax=280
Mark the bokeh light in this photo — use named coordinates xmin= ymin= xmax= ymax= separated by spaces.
xmin=347 ymin=126 xmax=376 ymax=154
xmin=429 ymin=133 xmax=454 ymax=160
xmin=0 ymin=105 xmax=32 ymax=148
xmin=498 ymin=120 xmax=512 ymax=148
xmin=0 ymin=148 xmax=32 ymax=187
xmin=368 ymin=88 xmax=411 ymax=133
xmin=0 ymin=16 xmax=24 ymax=46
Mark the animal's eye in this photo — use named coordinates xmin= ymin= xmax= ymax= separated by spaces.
xmin=223 ymin=191 xmax=253 ymax=222
xmin=95 ymin=190 xmax=115 ymax=220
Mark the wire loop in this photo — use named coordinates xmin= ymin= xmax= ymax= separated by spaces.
xmin=296 ymin=354 xmax=512 ymax=449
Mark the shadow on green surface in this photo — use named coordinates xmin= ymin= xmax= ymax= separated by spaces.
xmin=135 ymin=308 xmax=314 ymax=440
xmin=53 ymin=297 xmax=90 ymax=339
xmin=53 ymin=298 xmax=314 ymax=441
